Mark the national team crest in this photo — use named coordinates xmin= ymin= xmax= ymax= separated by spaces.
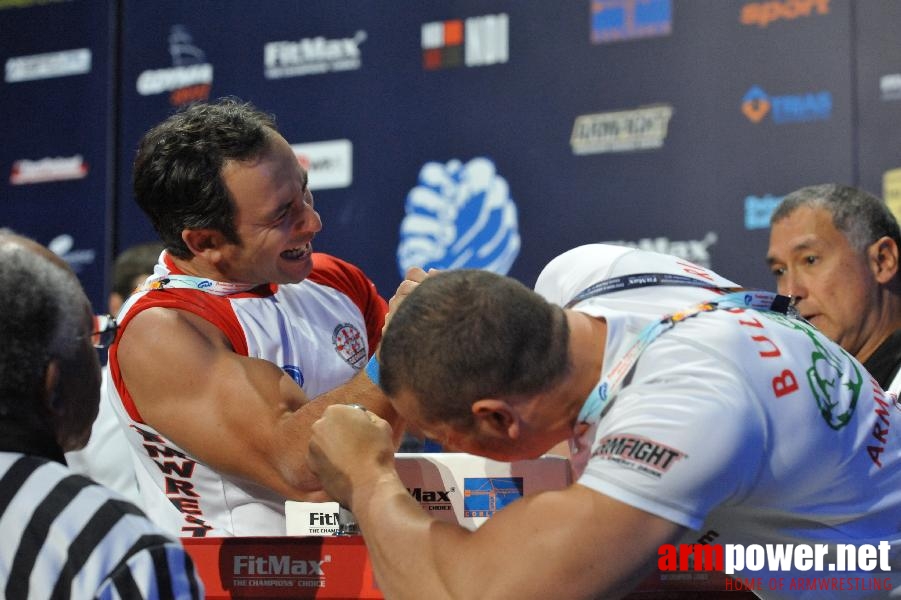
xmin=332 ymin=323 xmax=366 ymax=368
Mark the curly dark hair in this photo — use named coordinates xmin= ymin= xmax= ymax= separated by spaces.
xmin=132 ymin=97 xmax=278 ymax=259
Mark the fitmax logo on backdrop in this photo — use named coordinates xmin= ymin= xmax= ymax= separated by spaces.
xmin=741 ymin=85 xmax=832 ymax=124
xmin=603 ymin=232 xmax=719 ymax=268
xmin=396 ymin=157 xmax=520 ymax=277
xmin=135 ymin=25 xmax=212 ymax=107
xmin=264 ymin=31 xmax=366 ymax=79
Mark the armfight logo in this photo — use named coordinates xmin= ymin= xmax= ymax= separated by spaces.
xmin=593 ymin=434 xmax=685 ymax=478
xmin=570 ymin=105 xmax=673 ymax=154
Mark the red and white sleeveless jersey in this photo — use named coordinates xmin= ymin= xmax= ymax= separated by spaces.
xmin=105 ymin=252 xmax=387 ymax=537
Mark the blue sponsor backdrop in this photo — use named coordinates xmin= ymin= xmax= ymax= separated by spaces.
xmin=0 ymin=0 xmax=113 ymax=309
xmin=1 ymin=0 xmax=898 ymax=311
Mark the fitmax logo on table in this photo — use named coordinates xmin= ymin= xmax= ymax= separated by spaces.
xmin=742 ymin=85 xmax=832 ymax=124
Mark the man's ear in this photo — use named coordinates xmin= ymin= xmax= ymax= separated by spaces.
xmin=43 ymin=359 xmax=61 ymax=412
xmin=471 ymin=398 xmax=520 ymax=441
xmin=869 ymin=236 xmax=900 ymax=284
xmin=182 ymin=228 xmax=225 ymax=259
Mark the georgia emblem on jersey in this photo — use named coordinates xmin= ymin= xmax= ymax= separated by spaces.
xmin=332 ymin=323 xmax=366 ymax=369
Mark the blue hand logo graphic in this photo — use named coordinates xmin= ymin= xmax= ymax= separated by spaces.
xmin=397 ymin=157 xmax=520 ymax=276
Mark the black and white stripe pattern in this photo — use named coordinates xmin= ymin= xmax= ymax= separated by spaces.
xmin=0 ymin=453 xmax=203 ymax=599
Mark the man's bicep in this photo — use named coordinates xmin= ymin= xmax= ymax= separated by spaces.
xmin=118 ymin=308 xmax=311 ymax=489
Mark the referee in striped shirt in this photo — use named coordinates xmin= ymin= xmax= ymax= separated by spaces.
xmin=0 ymin=231 xmax=204 ymax=599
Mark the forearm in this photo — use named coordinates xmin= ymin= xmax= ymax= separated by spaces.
xmin=352 ymin=470 xmax=474 ymax=600
xmin=276 ymin=371 xmax=400 ymax=498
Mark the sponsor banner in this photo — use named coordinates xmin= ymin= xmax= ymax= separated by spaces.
xmin=658 ymin=541 xmax=894 ymax=593
xmin=135 ymin=25 xmax=212 ymax=106
xmin=183 ymin=536 xmax=381 ymax=599
xmin=463 ymin=477 xmax=523 ymax=517
xmin=290 ymin=140 xmax=353 ymax=191
xmin=394 ymin=453 xmax=570 ymax=530
xmin=742 ymin=85 xmax=832 ymax=124
xmin=740 ymin=0 xmax=831 ymax=28
xmin=592 ymin=434 xmax=685 ymax=478
xmin=396 ymin=157 xmax=520 ymax=277
xmin=264 ymin=31 xmax=366 ymax=79
xmin=884 ymin=169 xmax=901 ymax=224
xmin=4 ymin=48 xmax=90 ymax=82
xmin=881 ymin=74 xmax=901 ymax=102
xmin=47 ymin=234 xmax=96 ymax=275
xmin=601 ymin=232 xmax=718 ymax=268
xmin=590 ymin=0 xmax=672 ymax=44
xmin=744 ymin=194 xmax=784 ymax=230
xmin=570 ymin=105 xmax=673 ymax=154
xmin=285 ymin=502 xmax=341 ymax=536
xmin=10 ymin=155 xmax=88 ymax=185
xmin=421 ymin=13 xmax=508 ymax=70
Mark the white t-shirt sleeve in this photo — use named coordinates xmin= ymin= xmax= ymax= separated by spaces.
xmin=578 ymin=331 xmax=767 ymax=530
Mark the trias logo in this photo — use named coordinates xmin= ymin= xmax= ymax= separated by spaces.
xmin=740 ymin=0 xmax=830 ymax=28
xmin=421 ymin=13 xmax=508 ymax=70
xmin=742 ymin=85 xmax=832 ymax=124
xmin=233 ymin=554 xmax=331 ymax=576
xmin=136 ymin=25 xmax=212 ymax=106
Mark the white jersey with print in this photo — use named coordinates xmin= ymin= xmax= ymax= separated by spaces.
xmin=105 ymin=252 xmax=386 ymax=537
xmin=536 ymin=244 xmax=901 ymax=597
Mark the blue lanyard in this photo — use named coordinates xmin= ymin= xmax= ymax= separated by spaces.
xmin=565 ymin=272 xmax=744 ymax=308
xmin=577 ymin=290 xmax=794 ymax=426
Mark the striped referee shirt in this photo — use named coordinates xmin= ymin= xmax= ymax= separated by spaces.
xmin=0 ymin=451 xmax=204 ymax=599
